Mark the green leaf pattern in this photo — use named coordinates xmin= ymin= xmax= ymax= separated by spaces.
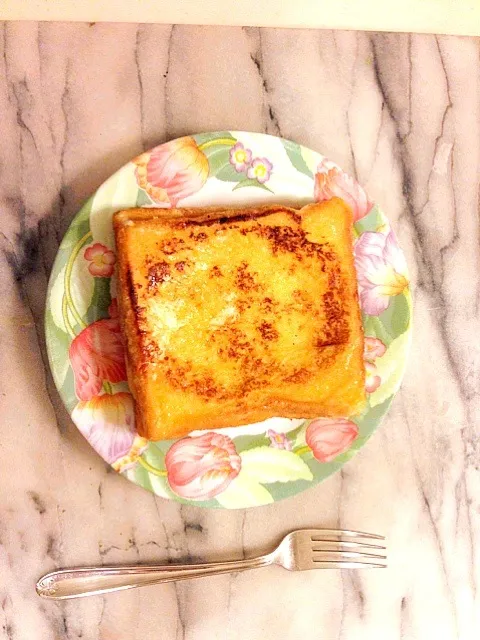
xmin=217 ymin=474 xmax=274 ymax=508
xmin=240 ymin=447 xmax=313 ymax=484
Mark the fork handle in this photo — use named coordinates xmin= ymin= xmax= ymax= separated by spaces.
xmin=36 ymin=555 xmax=273 ymax=600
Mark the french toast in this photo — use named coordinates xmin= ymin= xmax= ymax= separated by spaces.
xmin=113 ymin=199 xmax=365 ymax=441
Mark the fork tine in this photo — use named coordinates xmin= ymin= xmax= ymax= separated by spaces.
xmin=311 ymin=540 xmax=386 ymax=551
xmin=309 ymin=529 xmax=385 ymax=540
xmin=312 ymin=551 xmax=387 ymax=561
xmin=312 ymin=560 xmax=387 ymax=569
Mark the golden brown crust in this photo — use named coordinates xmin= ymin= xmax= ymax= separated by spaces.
xmin=114 ymin=199 xmax=366 ymax=441
xmin=114 ymin=204 xmax=300 ymax=225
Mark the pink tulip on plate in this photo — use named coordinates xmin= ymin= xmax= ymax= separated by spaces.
xmin=306 ymin=418 xmax=359 ymax=463
xmin=72 ymin=392 xmax=147 ymax=471
xmin=314 ymin=160 xmax=373 ymax=222
xmin=69 ymin=316 xmax=127 ymax=402
xmin=134 ymin=136 xmax=209 ymax=206
xmin=165 ymin=432 xmax=241 ymax=500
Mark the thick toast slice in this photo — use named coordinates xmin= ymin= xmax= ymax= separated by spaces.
xmin=114 ymin=199 xmax=365 ymax=441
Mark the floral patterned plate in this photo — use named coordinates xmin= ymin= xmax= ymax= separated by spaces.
xmin=45 ymin=131 xmax=412 ymax=509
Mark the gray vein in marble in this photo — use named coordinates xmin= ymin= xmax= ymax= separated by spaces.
xmin=247 ymin=28 xmax=282 ymax=136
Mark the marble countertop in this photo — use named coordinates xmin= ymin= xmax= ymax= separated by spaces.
xmin=0 ymin=22 xmax=479 ymax=640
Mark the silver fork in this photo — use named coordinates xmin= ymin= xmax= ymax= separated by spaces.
xmin=36 ymin=528 xmax=386 ymax=600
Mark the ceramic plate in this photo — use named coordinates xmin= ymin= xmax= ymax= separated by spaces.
xmin=45 ymin=131 xmax=412 ymax=508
